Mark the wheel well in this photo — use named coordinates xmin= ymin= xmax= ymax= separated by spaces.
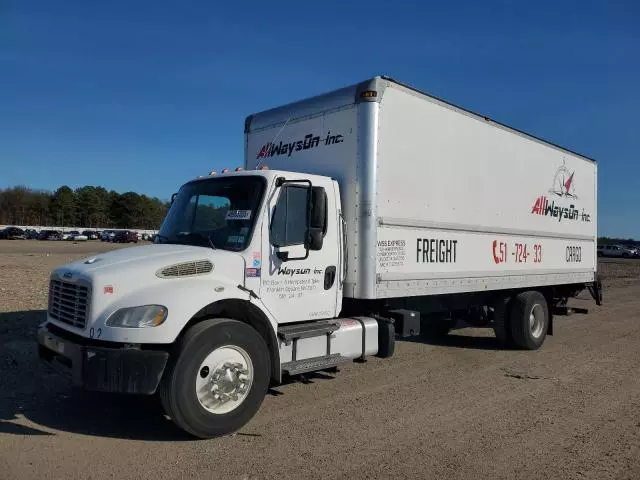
xmin=182 ymin=299 xmax=280 ymax=384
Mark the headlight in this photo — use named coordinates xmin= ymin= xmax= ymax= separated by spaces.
xmin=106 ymin=305 xmax=168 ymax=328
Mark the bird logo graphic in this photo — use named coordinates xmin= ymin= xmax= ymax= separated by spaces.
xmin=549 ymin=159 xmax=577 ymax=199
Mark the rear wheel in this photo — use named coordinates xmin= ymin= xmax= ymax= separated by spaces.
xmin=159 ymin=318 xmax=270 ymax=438
xmin=508 ymin=291 xmax=549 ymax=350
xmin=492 ymin=296 xmax=514 ymax=346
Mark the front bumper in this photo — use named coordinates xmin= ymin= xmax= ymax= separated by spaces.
xmin=37 ymin=324 xmax=169 ymax=394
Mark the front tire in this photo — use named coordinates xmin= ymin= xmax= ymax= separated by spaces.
xmin=159 ymin=318 xmax=270 ymax=438
xmin=508 ymin=291 xmax=549 ymax=350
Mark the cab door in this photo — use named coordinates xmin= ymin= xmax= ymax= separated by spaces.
xmin=258 ymin=177 xmax=341 ymax=323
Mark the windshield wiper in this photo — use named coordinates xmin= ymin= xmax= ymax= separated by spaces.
xmin=176 ymin=232 xmax=216 ymax=250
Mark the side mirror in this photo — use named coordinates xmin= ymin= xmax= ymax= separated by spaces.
xmin=307 ymin=230 xmax=323 ymax=251
xmin=309 ymin=186 xmax=327 ymax=230
xmin=306 ymin=187 xmax=326 ymax=251
xmin=170 ymin=193 xmax=177 ymax=204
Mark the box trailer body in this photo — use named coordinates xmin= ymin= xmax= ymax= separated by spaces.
xmin=38 ymin=76 xmax=600 ymax=439
xmin=245 ymin=77 xmax=597 ymax=301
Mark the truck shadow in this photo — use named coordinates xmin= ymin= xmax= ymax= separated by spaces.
xmin=404 ymin=325 xmax=506 ymax=351
xmin=0 ymin=310 xmax=192 ymax=441
xmin=0 ymin=309 xmax=339 ymax=441
xmin=1 ymin=309 xmax=501 ymax=440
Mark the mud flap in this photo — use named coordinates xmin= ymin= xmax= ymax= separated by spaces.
xmin=588 ymin=275 xmax=603 ymax=306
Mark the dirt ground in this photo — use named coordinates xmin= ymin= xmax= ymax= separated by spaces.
xmin=1 ymin=241 xmax=639 ymax=480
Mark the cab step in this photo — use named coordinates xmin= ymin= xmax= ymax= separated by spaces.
xmin=277 ymin=320 xmax=341 ymax=343
xmin=281 ymin=354 xmax=350 ymax=376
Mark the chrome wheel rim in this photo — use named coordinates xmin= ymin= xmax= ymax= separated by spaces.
xmin=195 ymin=345 xmax=253 ymax=414
xmin=529 ymin=304 xmax=545 ymax=339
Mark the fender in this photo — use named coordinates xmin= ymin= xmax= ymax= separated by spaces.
xmin=186 ymin=295 xmax=281 ymax=384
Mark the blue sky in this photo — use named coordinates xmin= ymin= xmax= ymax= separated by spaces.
xmin=1 ymin=0 xmax=639 ymax=236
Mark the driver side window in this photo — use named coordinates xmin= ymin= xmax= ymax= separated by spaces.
xmin=270 ymin=186 xmax=307 ymax=247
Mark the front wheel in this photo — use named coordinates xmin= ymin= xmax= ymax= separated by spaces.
xmin=159 ymin=318 xmax=270 ymax=438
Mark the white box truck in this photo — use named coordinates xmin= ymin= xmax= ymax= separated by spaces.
xmin=38 ymin=76 xmax=601 ymax=438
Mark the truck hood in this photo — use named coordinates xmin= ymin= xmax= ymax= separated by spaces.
xmin=57 ymin=244 xmax=245 ymax=284
xmin=47 ymin=243 xmax=249 ymax=342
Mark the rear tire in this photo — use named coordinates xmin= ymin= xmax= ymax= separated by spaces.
xmin=508 ymin=291 xmax=549 ymax=350
xmin=159 ymin=318 xmax=270 ymax=438
xmin=492 ymin=296 xmax=514 ymax=346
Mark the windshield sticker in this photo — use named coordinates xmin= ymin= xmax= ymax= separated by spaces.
xmin=226 ymin=210 xmax=252 ymax=221
xmin=246 ymin=267 xmax=261 ymax=278
xmin=252 ymin=251 xmax=261 ymax=268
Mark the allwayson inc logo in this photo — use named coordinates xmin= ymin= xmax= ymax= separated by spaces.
xmin=256 ymin=131 xmax=344 ymax=159
xmin=531 ymin=160 xmax=591 ymax=222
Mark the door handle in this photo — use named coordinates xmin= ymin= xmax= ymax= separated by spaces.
xmin=324 ymin=266 xmax=336 ymax=290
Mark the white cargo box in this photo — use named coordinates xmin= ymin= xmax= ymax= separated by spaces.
xmin=245 ymin=76 xmax=597 ymax=300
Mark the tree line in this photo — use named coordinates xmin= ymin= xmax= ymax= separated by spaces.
xmin=0 ymin=185 xmax=169 ymax=230
xmin=598 ymin=237 xmax=639 ymax=246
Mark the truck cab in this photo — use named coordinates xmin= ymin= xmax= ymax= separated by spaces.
xmin=38 ymin=168 xmax=377 ymax=438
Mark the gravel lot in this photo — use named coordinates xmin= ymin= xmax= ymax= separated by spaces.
xmin=1 ymin=241 xmax=639 ymax=480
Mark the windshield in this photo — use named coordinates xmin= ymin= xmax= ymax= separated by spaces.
xmin=156 ymin=176 xmax=265 ymax=251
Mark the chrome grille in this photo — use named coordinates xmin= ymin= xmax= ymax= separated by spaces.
xmin=157 ymin=260 xmax=213 ymax=278
xmin=48 ymin=279 xmax=90 ymax=329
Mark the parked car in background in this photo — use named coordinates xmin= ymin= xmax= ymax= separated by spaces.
xmin=82 ymin=230 xmax=99 ymax=240
xmin=101 ymin=230 xmax=115 ymax=242
xmin=597 ymin=244 xmax=636 ymax=258
xmin=24 ymin=228 xmax=39 ymax=239
xmin=113 ymin=230 xmax=138 ymax=243
xmin=38 ymin=230 xmax=63 ymax=241
xmin=0 ymin=227 xmax=26 ymax=239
